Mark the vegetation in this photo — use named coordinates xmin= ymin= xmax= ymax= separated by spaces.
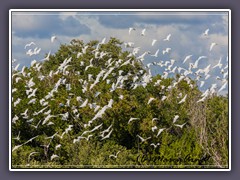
xmin=11 ymin=38 xmax=229 ymax=169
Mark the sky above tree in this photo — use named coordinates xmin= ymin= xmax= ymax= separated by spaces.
xmin=11 ymin=10 xmax=229 ymax=94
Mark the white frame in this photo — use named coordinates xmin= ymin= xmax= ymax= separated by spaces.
xmin=9 ymin=9 xmax=231 ymax=171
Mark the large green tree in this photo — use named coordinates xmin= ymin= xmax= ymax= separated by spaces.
xmin=11 ymin=38 xmax=228 ymax=168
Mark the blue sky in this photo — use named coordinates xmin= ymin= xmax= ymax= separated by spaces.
xmin=11 ymin=10 xmax=229 ymax=94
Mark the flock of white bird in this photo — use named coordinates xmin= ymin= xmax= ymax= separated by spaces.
xmin=11 ymin=26 xmax=228 ymax=164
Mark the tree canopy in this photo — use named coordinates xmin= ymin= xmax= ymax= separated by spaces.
xmin=11 ymin=37 xmax=228 ymax=169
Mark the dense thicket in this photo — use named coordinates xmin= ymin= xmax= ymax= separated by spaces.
xmin=11 ymin=38 xmax=228 ymax=168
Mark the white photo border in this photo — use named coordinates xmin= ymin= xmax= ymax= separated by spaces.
xmin=9 ymin=9 xmax=231 ymax=171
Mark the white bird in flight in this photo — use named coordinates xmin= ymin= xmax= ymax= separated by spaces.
xmin=51 ymin=35 xmax=57 ymax=43
xmin=109 ymin=151 xmax=121 ymax=159
xmin=150 ymin=143 xmax=160 ymax=148
xmin=14 ymin=98 xmax=21 ymax=107
xmin=203 ymin=28 xmax=209 ymax=36
xmin=80 ymin=99 xmax=88 ymax=108
xmin=28 ymin=152 xmax=39 ymax=162
xmin=183 ymin=55 xmax=193 ymax=64
xmin=218 ymin=81 xmax=227 ymax=93
xmin=24 ymin=42 xmax=36 ymax=49
xmin=128 ymin=117 xmax=140 ymax=124
xmin=163 ymin=34 xmax=171 ymax=41
xmin=151 ymin=126 xmax=157 ymax=132
xmin=173 ymin=115 xmax=179 ymax=124
xmin=31 ymin=120 xmax=41 ymax=129
xmin=151 ymin=49 xmax=159 ymax=57
xmin=129 ymin=27 xmax=136 ymax=35
xmin=141 ymin=28 xmax=146 ymax=36
xmin=147 ymin=97 xmax=155 ymax=105
xmin=174 ymin=122 xmax=187 ymax=129
xmin=210 ymin=42 xmax=217 ymax=51
xmin=151 ymin=39 xmax=157 ymax=46
xmin=41 ymin=50 xmax=51 ymax=61
xmin=101 ymin=129 xmax=113 ymax=140
xmin=178 ymin=94 xmax=187 ymax=104
xmin=213 ymin=57 xmax=223 ymax=69
xmin=50 ymin=154 xmax=59 ymax=161
xmin=156 ymin=128 xmax=166 ymax=137
xmin=163 ymin=48 xmax=171 ymax=55
xmin=12 ymin=144 xmax=23 ymax=152
xmin=12 ymin=115 xmax=19 ymax=123
xmin=137 ymin=134 xmax=151 ymax=142
xmin=13 ymin=131 xmax=21 ymax=141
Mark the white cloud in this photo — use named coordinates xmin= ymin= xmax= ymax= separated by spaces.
xmin=11 ymin=11 xmax=229 ymax=95
xmin=58 ymin=12 xmax=78 ymax=21
xmin=12 ymin=14 xmax=42 ymax=31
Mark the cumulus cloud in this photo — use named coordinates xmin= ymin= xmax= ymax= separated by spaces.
xmin=11 ymin=10 xmax=229 ymax=94
xmin=12 ymin=13 xmax=90 ymax=38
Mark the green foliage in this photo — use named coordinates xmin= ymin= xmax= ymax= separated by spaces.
xmin=11 ymin=38 xmax=229 ymax=169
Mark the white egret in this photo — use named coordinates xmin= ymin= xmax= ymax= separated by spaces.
xmin=151 ymin=49 xmax=159 ymax=57
xmin=197 ymin=96 xmax=207 ymax=103
xmin=42 ymin=115 xmax=57 ymax=125
xmin=109 ymin=151 xmax=121 ymax=159
xmin=80 ymin=99 xmax=88 ymax=108
xmin=41 ymin=50 xmax=51 ymax=61
xmin=12 ymin=144 xmax=23 ymax=152
xmin=28 ymin=98 xmax=36 ymax=104
xmin=27 ymin=88 xmax=37 ymax=99
xmin=13 ymin=131 xmax=21 ymax=141
xmin=124 ymin=42 xmax=134 ymax=48
xmin=174 ymin=122 xmax=187 ymax=129
xmin=65 ymin=125 xmax=73 ymax=134
xmin=162 ymin=48 xmax=171 ymax=55
xmin=183 ymin=55 xmax=193 ymax=64
xmin=24 ymin=42 xmax=36 ymax=49
xmin=156 ymin=128 xmax=166 ymax=137
xmin=203 ymin=28 xmax=209 ymax=36
xmin=57 ymin=132 xmax=66 ymax=139
xmin=147 ymin=97 xmax=155 ymax=105
xmin=12 ymin=115 xmax=19 ymax=123
xmin=151 ymin=39 xmax=157 ymax=46
xmin=101 ymin=129 xmax=113 ymax=140
xmin=151 ymin=126 xmax=157 ymax=132
xmin=50 ymin=154 xmax=59 ymax=161
xmin=137 ymin=134 xmax=151 ymax=142
xmin=31 ymin=120 xmax=41 ymax=129
xmin=173 ymin=115 xmax=179 ymax=124
xmin=47 ymin=122 xmax=54 ymax=126
xmin=21 ymin=109 xmax=28 ymax=117
xmin=152 ymin=118 xmax=159 ymax=123
xmin=163 ymin=34 xmax=171 ymax=41
xmin=100 ymin=37 xmax=106 ymax=44
xmin=12 ymin=88 xmax=17 ymax=93
xmin=128 ymin=117 xmax=140 ymax=124
xmin=23 ymin=135 xmax=39 ymax=145
xmin=218 ymin=82 xmax=227 ymax=93
xmin=213 ymin=57 xmax=223 ymax=69
xmin=200 ymin=81 xmax=205 ymax=88
xmin=210 ymin=42 xmax=217 ymax=51
xmin=45 ymin=132 xmax=58 ymax=140
xmin=14 ymin=63 xmax=20 ymax=71
xmin=59 ymin=112 xmax=69 ymax=121
xmin=28 ymin=152 xmax=39 ymax=162
xmin=26 ymin=118 xmax=34 ymax=123
xmin=178 ymin=94 xmax=187 ymax=104
xmin=129 ymin=27 xmax=136 ymax=35
xmin=150 ymin=143 xmax=160 ymax=148
xmin=15 ymin=77 xmax=22 ymax=83
xmin=51 ymin=35 xmax=57 ymax=43
xmin=161 ymin=95 xmax=167 ymax=101
xmin=141 ymin=28 xmax=146 ymax=36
